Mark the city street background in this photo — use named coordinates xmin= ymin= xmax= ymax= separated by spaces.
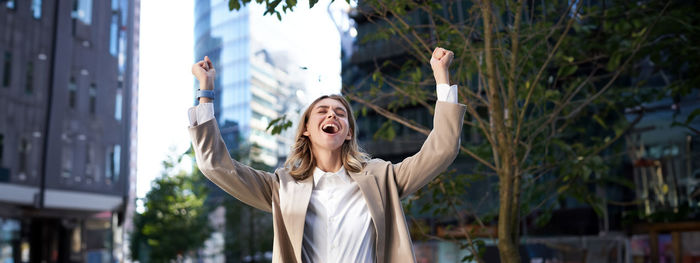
xmin=0 ymin=0 xmax=698 ymax=262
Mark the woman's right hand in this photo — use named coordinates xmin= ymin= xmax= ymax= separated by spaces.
xmin=192 ymin=56 xmax=216 ymax=91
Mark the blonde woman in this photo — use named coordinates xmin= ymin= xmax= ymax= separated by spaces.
xmin=188 ymin=47 xmax=466 ymax=263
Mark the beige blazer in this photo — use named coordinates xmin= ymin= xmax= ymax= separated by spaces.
xmin=189 ymin=101 xmax=466 ymax=263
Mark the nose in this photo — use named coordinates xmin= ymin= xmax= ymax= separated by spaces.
xmin=326 ymin=111 xmax=336 ymax=119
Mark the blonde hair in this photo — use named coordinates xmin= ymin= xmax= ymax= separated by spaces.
xmin=284 ymin=95 xmax=370 ymax=180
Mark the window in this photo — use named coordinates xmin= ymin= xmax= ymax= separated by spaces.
xmin=18 ymin=139 xmax=29 ymax=175
xmin=118 ymin=30 xmax=126 ymax=76
xmin=2 ymin=52 xmax=10 ymax=87
xmin=25 ymin=61 xmax=33 ymax=94
xmin=119 ymin=0 xmax=128 ymax=26
xmin=109 ymin=14 xmax=118 ymax=56
xmin=84 ymin=143 xmax=94 ymax=177
xmin=114 ymin=88 xmax=122 ymax=121
xmin=31 ymin=0 xmax=42 ymax=19
xmin=71 ymin=0 xmax=92 ymax=25
xmin=62 ymin=146 xmax=73 ymax=178
xmin=105 ymin=145 xmax=120 ymax=182
xmin=68 ymin=77 xmax=77 ymax=109
xmin=5 ymin=0 xmax=15 ymax=9
xmin=0 ymin=134 xmax=4 ymax=164
xmin=89 ymin=83 xmax=96 ymax=114
xmin=113 ymin=144 xmax=120 ymax=181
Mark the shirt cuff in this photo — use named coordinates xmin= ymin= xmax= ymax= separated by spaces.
xmin=436 ymin=84 xmax=458 ymax=104
xmin=187 ymin=103 xmax=215 ymax=126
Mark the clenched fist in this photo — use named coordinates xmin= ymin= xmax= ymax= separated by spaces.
xmin=192 ymin=56 xmax=216 ymax=91
xmin=430 ymin=47 xmax=454 ymax=85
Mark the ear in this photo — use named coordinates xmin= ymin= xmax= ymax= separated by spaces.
xmin=303 ymin=130 xmax=310 ymax=137
xmin=345 ymin=133 xmax=352 ymax=141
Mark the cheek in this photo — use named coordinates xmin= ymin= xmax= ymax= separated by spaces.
xmin=306 ymin=117 xmax=320 ymax=131
xmin=343 ymin=121 xmax=351 ymax=134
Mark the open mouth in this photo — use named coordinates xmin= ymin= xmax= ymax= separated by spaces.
xmin=321 ymin=123 xmax=340 ymax=134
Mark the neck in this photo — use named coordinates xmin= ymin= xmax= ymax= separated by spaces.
xmin=312 ymin=146 xmax=343 ymax=173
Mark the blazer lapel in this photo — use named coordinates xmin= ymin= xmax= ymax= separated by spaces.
xmin=349 ymin=170 xmax=386 ymax=262
xmin=279 ymin=174 xmax=313 ymax=263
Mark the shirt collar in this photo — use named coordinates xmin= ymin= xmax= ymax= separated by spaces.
xmin=312 ymin=166 xmax=349 ymax=187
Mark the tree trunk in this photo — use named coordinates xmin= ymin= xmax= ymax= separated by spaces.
xmin=480 ymin=0 xmax=521 ymax=262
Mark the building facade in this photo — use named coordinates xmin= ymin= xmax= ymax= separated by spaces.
xmin=0 ymin=0 xmax=139 ymax=261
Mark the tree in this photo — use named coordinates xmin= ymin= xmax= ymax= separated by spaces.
xmin=345 ymin=1 xmax=699 ymax=262
xmin=130 ymin=153 xmax=212 ymax=262
xmin=226 ymin=0 xmax=700 ymax=262
xmin=218 ymin=141 xmax=275 ymax=262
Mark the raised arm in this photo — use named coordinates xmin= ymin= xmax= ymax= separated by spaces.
xmin=392 ymin=47 xmax=467 ymax=199
xmin=189 ymin=57 xmax=276 ymax=212
xmin=192 ymin=56 xmax=215 ymax=104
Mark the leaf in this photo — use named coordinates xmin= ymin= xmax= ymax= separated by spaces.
xmin=593 ymin=115 xmax=608 ymax=129
xmin=284 ymin=0 xmax=297 ymax=11
xmin=373 ymin=120 xmax=396 ymax=141
xmin=229 ymin=0 xmax=241 ymax=10
xmin=461 ymin=254 xmax=474 ymax=262
xmin=535 ymin=209 xmax=553 ymax=227
xmin=545 ymin=90 xmax=560 ymax=100
xmin=685 ymin=108 xmax=700 ymax=124
xmin=266 ymin=115 xmax=293 ymax=135
xmin=309 ymin=0 xmax=319 ymax=8
xmin=557 ymin=185 xmax=570 ymax=194
xmin=607 ymin=53 xmax=622 ymax=71
xmin=557 ymin=65 xmax=578 ymax=77
xmin=632 ymin=27 xmax=647 ymax=38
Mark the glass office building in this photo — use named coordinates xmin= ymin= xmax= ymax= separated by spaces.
xmin=195 ymin=0 xmax=251 ymax=148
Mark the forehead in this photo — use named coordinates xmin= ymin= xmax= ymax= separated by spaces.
xmin=313 ymin=98 xmax=347 ymax=111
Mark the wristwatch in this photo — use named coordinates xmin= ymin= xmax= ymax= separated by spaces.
xmin=196 ymin=89 xmax=215 ymax=100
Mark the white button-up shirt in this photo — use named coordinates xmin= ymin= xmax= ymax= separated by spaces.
xmin=301 ymin=167 xmax=376 ymax=263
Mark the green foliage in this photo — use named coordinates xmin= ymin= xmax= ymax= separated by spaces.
xmin=222 ymin=196 xmax=274 ymax=261
xmin=220 ymin=138 xmax=275 ymax=262
xmin=228 ymin=0 xmax=348 ymax=20
xmin=344 ymin=0 xmax=699 ymax=260
xmin=130 ymin=152 xmax=212 ymax=262
xmin=266 ymin=114 xmax=293 ymax=135
xmin=373 ymin=120 xmax=396 ymax=141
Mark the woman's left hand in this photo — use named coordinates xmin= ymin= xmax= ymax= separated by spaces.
xmin=430 ymin=47 xmax=454 ymax=85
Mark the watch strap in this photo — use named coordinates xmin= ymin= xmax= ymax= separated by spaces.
xmin=196 ymin=89 xmax=215 ymax=100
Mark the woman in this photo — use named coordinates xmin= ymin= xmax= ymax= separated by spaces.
xmin=188 ymin=47 xmax=466 ymax=263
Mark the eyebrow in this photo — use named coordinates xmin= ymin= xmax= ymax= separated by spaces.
xmin=314 ymin=105 xmax=347 ymax=113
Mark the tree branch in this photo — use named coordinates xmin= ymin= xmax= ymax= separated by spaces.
xmin=346 ymin=93 xmax=497 ymax=171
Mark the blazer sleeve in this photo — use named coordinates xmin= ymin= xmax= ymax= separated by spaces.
xmin=392 ymin=101 xmax=466 ymax=199
xmin=189 ymin=118 xmax=276 ymax=212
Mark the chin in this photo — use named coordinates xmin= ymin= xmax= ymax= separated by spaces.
xmin=311 ymin=138 xmax=345 ymax=152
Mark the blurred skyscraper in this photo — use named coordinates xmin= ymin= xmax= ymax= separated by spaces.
xmin=193 ymin=1 xmax=303 ymax=260
xmin=0 ymin=0 xmax=139 ymax=261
